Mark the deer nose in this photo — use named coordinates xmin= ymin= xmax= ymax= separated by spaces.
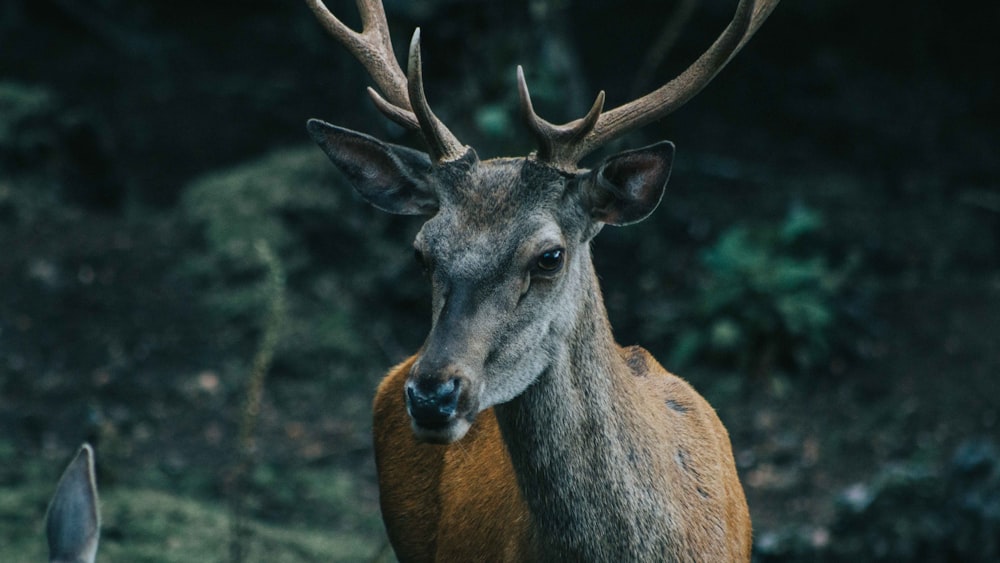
xmin=405 ymin=376 xmax=461 ymax=429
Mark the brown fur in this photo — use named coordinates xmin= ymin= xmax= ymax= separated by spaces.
xmin=374 ymin=348 xmax=750 ymax=562
xmin=374 ymin=356 xmax=535 ymax=561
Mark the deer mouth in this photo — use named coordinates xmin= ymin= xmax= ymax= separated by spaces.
xmin=405 ymin=362 xmax=481 ymax=444
xmin=409 ymin=416 xmax=473 ymax=444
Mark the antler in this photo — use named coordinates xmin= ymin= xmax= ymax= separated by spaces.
xmin=519 ymin=0 xmax=781 ymax=169
xmin=305 ymin=0 xmax=466 ymax=161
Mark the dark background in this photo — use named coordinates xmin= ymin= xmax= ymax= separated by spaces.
xmin=1 ymin=0 xmax=998 ymax=560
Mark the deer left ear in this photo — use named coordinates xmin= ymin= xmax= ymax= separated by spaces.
xmin=580 ymin=141 xmax=674 ymax=226
xmin=307 ymin=119 xmax=438 ymax=215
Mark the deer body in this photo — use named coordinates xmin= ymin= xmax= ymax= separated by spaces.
xmin=375 ymin=322 xmax=750 ymax=562
xmin=325 ymin=152 xmax=748 ymax=562
xmin=362 ymin=156 xmax=748 ymax=561
xmin=305 ymin=1 xmax=778 ymax=560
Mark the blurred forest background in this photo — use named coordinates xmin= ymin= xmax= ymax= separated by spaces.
xmin=1 ymin=0 xmax=998 ymax=561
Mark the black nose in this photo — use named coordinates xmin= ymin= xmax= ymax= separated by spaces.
xmin=405 ymin=377 xmax=461 ymax=429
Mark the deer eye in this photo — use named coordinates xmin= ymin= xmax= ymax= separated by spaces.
xmin=535 ymin=248 xmax=565 ymax=273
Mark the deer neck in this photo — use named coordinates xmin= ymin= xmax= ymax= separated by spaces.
xmin=493 ymin=256 xmax=671 ymax=559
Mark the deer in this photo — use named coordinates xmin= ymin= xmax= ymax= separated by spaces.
xmin=45 ymin=444 xmax=100 ymax=563
xmin=304 ymin=0 xmax=779 ymax=560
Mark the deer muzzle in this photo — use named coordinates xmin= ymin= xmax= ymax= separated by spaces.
xmin=405 ymin=359 xmax=478 ymax=443
xmin=405 ymin=375 xmax=461 ymax=429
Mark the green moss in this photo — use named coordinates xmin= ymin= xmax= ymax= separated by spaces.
xmin=0 ymin=484 xmax=381 ymax=562
xmin=179 ymin=146 xmax=424 ymax=377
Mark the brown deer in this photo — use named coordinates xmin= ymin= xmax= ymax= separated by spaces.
xmin=305 ymin=0 xmax=779 ymax=560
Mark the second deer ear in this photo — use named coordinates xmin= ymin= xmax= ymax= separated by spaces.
xmin=307 ymin=119 xmax=438 ymax=215
xmin=580 ymin=141 xmax=675 ymax=226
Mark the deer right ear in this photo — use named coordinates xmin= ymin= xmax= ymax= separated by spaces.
xmin=307 ymin=119 xmax=438 ymax=215
xmin=579 ymin=141 xmax=674 ymax=226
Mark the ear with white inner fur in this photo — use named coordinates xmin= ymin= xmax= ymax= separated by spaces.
xmin=307 ymin=119 xmax=438 ymax=215
xmin=580 ymin=140 xmax=675 ymax=226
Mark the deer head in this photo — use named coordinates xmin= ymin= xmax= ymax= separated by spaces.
xmin=306 ymin=0 xmax=778 ymax=443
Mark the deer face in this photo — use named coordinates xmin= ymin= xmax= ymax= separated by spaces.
xmin=310 ymin=121 xmax=673 ymax=443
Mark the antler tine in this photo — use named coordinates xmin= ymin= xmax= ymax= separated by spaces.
xmin=308 ymin=0 xmax=465 ymax=160
xmin=522 ymin=0 xmax=780 ymax=168
xmin=517 ymin=66 xmax=605 ymax=167
xmin=367 ymin=87 xmax=420 ymax=130
xmin=305 ymin=0 xmax=410 ymax=110
xmin=589 ymin=0 xmax=781 ymax=146
xmin=407 ymin=29 xmax=466 ymax=161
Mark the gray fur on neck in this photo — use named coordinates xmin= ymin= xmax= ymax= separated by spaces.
xmin=493 ymin=256 xmax=679 ymax=561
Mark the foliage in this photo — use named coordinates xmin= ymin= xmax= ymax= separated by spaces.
xmin=666 ymin=205 xmax=861 ymax=375
xmin=0 ymin=481 xmax=378 ymax=562
xmin=179 ymin=146 xmax=426 ymax=384
xmin=0 ymin=80 xmax=123 ymax=213
xmin=0 ymin=82 xmax=63 ymax=225
xmin=229 ymin=240 xmax=288 ymax=562
xmin=155 ymin=136 xmax=433 ymax=562
xmin=755 ymin=439 xmax=1000 ymax=562
xmin=0 ymin=81 xmax=58 ymax=164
